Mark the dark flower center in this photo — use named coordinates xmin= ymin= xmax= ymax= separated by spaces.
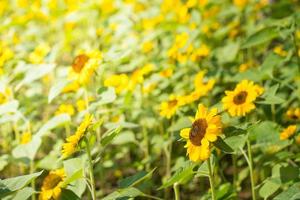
xmin=189 ymin=119 xmax=208 ymax=146
xmin=233 ymin=91 xmax=248 ymax=105
xmin=168 ymin=99 xmax=178 ymax=108
xmin=44 ymin=174 xmax=62 ymax=190
xmin=72 ymin=54 xmax=89 ymax=73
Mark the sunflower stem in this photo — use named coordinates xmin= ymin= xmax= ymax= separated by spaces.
xmin=207 ymin=157 xmax=216 ymax=200
xmin=30 ymin=160 xmax=36 ymax=200
xmin=232 ymin=154 xmax=238 ymax=190
xmin=173 ymin=182 xmax=180 ymax=200
xmin=247 ymin=140 xmax=256 ymax=200
xmin=84 ymin=88 xmax=89 ymax=111
xmin=85 ymin=137 xmax=96 ymax=200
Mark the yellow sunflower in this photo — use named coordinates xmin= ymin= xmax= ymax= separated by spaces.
xmin=222 ymin=80 xmax=264 ymax=117
xmin=286 ymin=108 xmax=300 ymax=121
xmin=180 ymin=104 xmax=222 ymax=162
xmin=159 ymin=95 xmax=183 ymax=119
xmin=280 ymin=125 xmax=297 ymax=140
xmin=104 ymin=74 xmax=129 ymax=94
xmin=39 ymin=169 xmax=65 ymax=200
xmin=62 ymin=114 xmax=93 ymax=158
xmin=68 ymin=50 xmax=102 ymax=85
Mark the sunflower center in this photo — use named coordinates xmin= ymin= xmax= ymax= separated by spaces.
xmin=189 ymin=118 xmax=208 ymax=146
xmin=44 ymin=174 xmax=63 ymax=190
xmin=168 ymin=99 xmax=178 ymax=108
xmin=233 ymin=91 xmax=248 ymax=105
xmin=72 ymin=54 xmax=89 ymax=73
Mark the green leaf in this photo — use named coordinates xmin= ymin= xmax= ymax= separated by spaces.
xmin=0 ymin=100 xmax=19 ymax=115
xmin=0 ymin=171 xmax=43 ymax=198
xmin=12 ymin=187 xmax=35 ymax=200
xmin=96 ymin=87 xmax=116 ymax=105
xmin=216 ymin=42 xmax=240 ymax=63
xmin=159 ymin=161 xmax=195 ymax=189
xmin=12 ymin=114 xmax=71 ymax=160
xmin=101 ymin=127 xmax=122 ymax=147
xmin=214 ymin=137 xmax=234 ymax=153
xmin=168 ymin=117 xmax=192 ymax=132
xmin=102 ymin=187 xmax=149 ymax=200
xmin=274 ymin=183 xmax=300 ymax=200
xmin=60 ymin=189 xmax=81 ymax=200
xmin=118 ymin=168 xmax=155 ymax=188
xmin=48 ymin=79 xmax=71 ymax=103
xmin=259 ymin=178 xmax=281 ymax=199
xmin=257 ymin=84 xmax=285 ymax=105
xmin=215 ymin=135 xmax=247 ymax=154
xmin=241 ymin=27 xmax=278 ymax=48
xmin=16 ymin=64 xmax=56 ymax=90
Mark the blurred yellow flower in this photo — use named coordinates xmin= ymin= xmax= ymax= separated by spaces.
xmin=28 ymin=43 xmax=51 ymax=64
xmin=280 ymin=125 xmax=297 ymax=140
xmin=55 ymin=104 xmax=75 ymax=116
xmin=39 ymin=169 xmax=65 ymax=200
xmin=142 ymin=41 xmax=154 ymax=53
xmin=69 ymin=50 xmax=102 ymax=85
xmin=273 ymin=45 xmax=288 ymax=57
xmin=104 ymin=74 xmax=129 ymax=94
xmin=76 ymin=100 xmax=86 ymax=112
xmin=0 ymin=46 xmax=13 ymax=68
xmin=62 ymin=114 xmax=93 ymax=158
xmin=194 ymin=70 xmax=215 ymax=95
xmin=286 ymin=108 xmax=300 ymax=121
xmin=160 ymin=68 xmax=173 ymax=78
xmin=0 ymin=88 xmax=12 ymax=104
xmin=20 ymin=132 xmax=31 ymax=144
xmin=222 ymin=80 xmax=264 ymax=116
xmin=233 ymin=0 xmax=248 ymax=8
xmin=180 ymin=104 xmax=222 ymax=162
xmin=159 ymin=95 xmax=182 ymax=119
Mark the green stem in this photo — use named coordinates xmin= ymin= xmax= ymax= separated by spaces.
xmin=30 ymin=160 xmax=36 ymax=200
xmin=292 ymin=28 xmax=300 ymax=72
xmin=85 ymin=138 xmax=96 ymax=200
xmin=232 ymin=154 xmax=238 ymax=190
xmin=207 ymin=158 xmax=216 ymax=200
xmin=247 ymin=140 xmax=256 ymax=200
xmin=173 ymin=182 xmax=180 ymax=200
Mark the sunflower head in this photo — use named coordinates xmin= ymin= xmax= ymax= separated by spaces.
xmin=159 ymin=95 xmax=182 ymax=119
xmin=280 ymin=125 xmax=297 ymax=140
xmin=39 ymin=169 xmax=65 ymax=200
xmin=222 ymin=80 xmax=264 ymax=116
xmin=72 ymin=54 xmax=90 ymax=73
xmin=180 ymin=104 xmax=222 ymax=162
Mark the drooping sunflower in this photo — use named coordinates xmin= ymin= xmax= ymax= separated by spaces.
xmin=180 ymin=104 xmax=222 ymax=162
xmin=280 ymin=125 xmax=297 ymax=140
xmin=222 ymin=80 xmax=264 ymax=117
xmin=61 ymin=114 xmax=93 ymax=158
xmin=39 ymin=169 xmax=66 ymax=200
xmin=68 ymin=50 xmax=102 ymax=85
xmin=159 ymin=95 xmax=183 ymax=119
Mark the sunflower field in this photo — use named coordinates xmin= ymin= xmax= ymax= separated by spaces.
xmin=1 ymin=0 xmax=300 ymax=200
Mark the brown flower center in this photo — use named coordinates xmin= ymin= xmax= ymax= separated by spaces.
xmin=72 ymin=54 xmax=89 ymax=73
xmin=168 ymin=99 xmax=178 ymax=108
xmin=189 ymin=119 xmax=208 ymax=146
xmin=233 ymin=91 xmax=248 ymax=105
xmin=43 ymin=174 xmax=63 ymax=190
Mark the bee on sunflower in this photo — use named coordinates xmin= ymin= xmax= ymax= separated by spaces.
xmin=39 ymin=168 xmax=66 ymax=200
xmin=180 ymin=104 xmax=222 ymax=162
xmin=61 ymin=114 xmax=93 ymax=158
xmin=222 ymin=80 xmax=264 ymax=117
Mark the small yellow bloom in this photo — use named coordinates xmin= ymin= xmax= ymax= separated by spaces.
xmin=142 ymin=41 xmax=154 ymax=53
xmin=0 ymin=88 xmax=11 ymax=104
xmin=180 ymin=104 xmax=222 ymax=162
xmin=104 ymin=74 xmax=129 ymax=94
xmin=273 ymin=45 xmax=288 ymax=57
xmin=222 ymin=80 xmax=264 ymax=116
xmin=159 ymin=68 xmax=173 ymax=78
xmin=159 ymin=95 xmax=183 ymax=119
xmin=233 ymin=0 xmax=248 ymax=8
xmin=68 ymin=50 xmax=102 ymax=85
xmin=20 ymin=132 xmax=31 ymax=144
xmin=39 ymin=169 xmax=65 ymax=200
xmin=280 ymin=125 xmax=297 ymax=140
xmin=55 ymin=104 xmax=75 ymax=116
xmin=76 ymin=100 xmax=86 ymax=112
xmin=296 ymin=135 xmax=300 ymax=145
xmin=0 ymin=46 xmax=13 ymax=68
xmin=28 ymin=43 xmax=51 ymax=64
xmin=62 ymin=114 xmax=93 ymax=158
xmin=286 ymin=108 xmax=300 ymax=121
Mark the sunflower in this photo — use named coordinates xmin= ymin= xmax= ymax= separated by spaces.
xmin=39 ymin=169 xmax=65 ymax=200
xmin=222 ymin=80 xmax=264 ymax=117
xmin=180 ymin=104 xmax=222 ymax=162
xmin=280 ymin=125 xmax=297 ymax=140
xmin=55 ymin=104 xmax=75 ymax=116
xmin=104 ymin=74 xmax=129 ymax=94
xmin=61 ymin=114 xmax=93 ymax=158
xmin=159 ymin=95 xmax=183 ymax=119
xmin=286 ymin=108 xmax=300 ymax=121
xmin=68 ymin=50 xmax=102 ymax=85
